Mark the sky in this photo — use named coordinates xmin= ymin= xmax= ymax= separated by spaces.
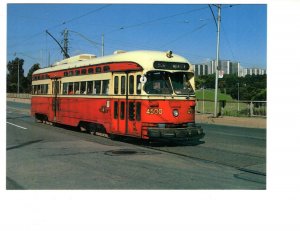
xmin=7 ymin=3 xmax=267 ymax=75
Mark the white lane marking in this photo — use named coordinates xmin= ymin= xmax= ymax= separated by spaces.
xmin=6 ymin=122 xmax=28 ymax=130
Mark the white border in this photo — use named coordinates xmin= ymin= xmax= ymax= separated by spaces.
xmin=2 ymin=1 xmax=300 ymax=231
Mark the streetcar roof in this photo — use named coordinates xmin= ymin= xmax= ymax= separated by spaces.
xmin=33 ymin=50 xmax=193 ymax=75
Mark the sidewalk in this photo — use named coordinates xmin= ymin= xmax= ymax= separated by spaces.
xmin=196 ymin=114 xmax=266 ymax=129
xmin=7 ymin=97 xmax=30 ymax=104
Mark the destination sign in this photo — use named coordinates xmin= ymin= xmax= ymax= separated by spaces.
xmin=153 ymin=61 xmax=190 ymax=70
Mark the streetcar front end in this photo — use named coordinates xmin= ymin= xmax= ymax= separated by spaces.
xmin=139 ymin=61 xmax=205 ymax=141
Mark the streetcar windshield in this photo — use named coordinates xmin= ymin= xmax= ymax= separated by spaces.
xmin=144 ymin=71 xmax=194 ymax=95
xmin=170 ymin=72 xmax=194 ymax=95
xmin=144 ymin=71 xmax=173 ymax=94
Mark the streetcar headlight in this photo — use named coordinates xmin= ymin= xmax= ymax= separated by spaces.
xmin=173 ymin=109 xmax=179 ymax=117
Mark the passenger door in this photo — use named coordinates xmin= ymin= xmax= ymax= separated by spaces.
xmin=51 ymin=79 xmax=60 ymax=122
xmin=112 ymin=73 xmax=142 ymax=137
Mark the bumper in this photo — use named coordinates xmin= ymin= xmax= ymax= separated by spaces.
xmin=147 ymin=125 xmax=205 ymax=140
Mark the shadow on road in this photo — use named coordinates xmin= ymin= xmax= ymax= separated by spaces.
xmin=7 ymin=139 xmax=43 ymax=151
xmin=113 ymin=135 xmax=205 ymax=147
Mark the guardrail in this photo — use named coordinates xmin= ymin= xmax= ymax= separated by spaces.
xmin=7 ymin=93 xmax=31 ymax=99
xmin=7 ymin=93 xmax=266 ymax=117
xmin=196 ymin=100 xmax=267 ymax=117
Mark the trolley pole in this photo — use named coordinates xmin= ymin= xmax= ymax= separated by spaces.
xmin=213 ymin=4 xmax=221 ymax=117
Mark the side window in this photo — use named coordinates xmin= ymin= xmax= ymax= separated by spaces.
xmin=87 ymin=81 xmax=93 ymax=94
xmin=63 ymin=83 xmax=68 ymax=95
xmin=129 ymin=75 xmax=134 ymax=94
xmin=68 ymin=82 xmax=74 ymax=94
xmin=37 ymin=85 xmax=41 ymax=94
xmin=44 ymin=84 xmax=48 ymax=94
xmin=114 ymin=76 xmax=119 ymax=94
xmin=69 ymin=70 xmax=74 ymax=76
xmin=102 ymin=80 xmax=109 ymax=95
xmin=80 ymin=81 xmax=86 ymax=94
xmin=74 ymin=82 xmax=80 ymax=94
xmin=75 ymin=70 xmax=80 ymax=76
xmin=94 ymin=80 xmax=101 ymax=94
xmin=121 ymin=76 xmax=125 ymax=94
xmin=95 ymin=67 xmax=101 ymax=73
xmin=88 ymin=68 xmax=94 ymax=74
xmin=81 ymin=69 xmax=87 ymax=75
xmin=136 ymin=75 xmax=142 ymax=94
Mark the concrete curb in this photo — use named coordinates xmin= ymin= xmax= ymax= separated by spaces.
xmin=196 ymin=114 xmax=266 ymax=129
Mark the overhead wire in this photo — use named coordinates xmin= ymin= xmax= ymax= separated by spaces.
xmin=106 ymin=6 xmax=209 ymax=33
xmin=61 ymin=4 xmax=112 ymax=26
xmin=9 ymin=4 xmax=112 ymax=49
xmin=160 ymin=23 xmax=209 ymax=48
xmin=69 ymin=30 xmax=100 ymax=47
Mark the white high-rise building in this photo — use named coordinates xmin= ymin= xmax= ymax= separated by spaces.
xmin=194 ymin=60 xmax=266 ymax=77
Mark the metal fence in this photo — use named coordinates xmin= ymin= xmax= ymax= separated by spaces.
xmin=196 ymin=100 xmax=267 ymax=117
xmin=7 ymin=93 xmax=31 ymax=99
xmin=7 ymin=93 xmax=266 ymax=117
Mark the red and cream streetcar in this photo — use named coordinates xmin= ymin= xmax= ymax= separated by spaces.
xmin=31 ymin=50 xmax=205 ymax=140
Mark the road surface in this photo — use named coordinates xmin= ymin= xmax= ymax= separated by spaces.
xmin=6 ymin=101 xmax=266 ymax=189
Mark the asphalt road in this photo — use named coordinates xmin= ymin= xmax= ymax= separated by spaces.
xmin=6 ymin=101 xmax=266 ymax=189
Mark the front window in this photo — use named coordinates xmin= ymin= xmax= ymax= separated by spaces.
xmin=143 ymin=71 xmax=194 ymax=95
xmin=144 ymin=71 xmax=172 ymax=94
xmin=170 ymin=72 xmax=194 ymax=95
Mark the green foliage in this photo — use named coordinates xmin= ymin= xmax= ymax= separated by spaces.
xmin=195 ymin=89 xmax=233 ymax=101
xmin=25 ymin=63 xmax=40 ymax=93
xmin=6 ymin=58 xmax=40 ymax=93
xmin=195 ymin=73 xmax=267 ymax=101
xmin=7 ymin=58 xmax=24 ymax=93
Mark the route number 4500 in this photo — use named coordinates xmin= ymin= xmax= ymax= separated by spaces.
xmin=146 ymin=108 xmax=163 ymax=115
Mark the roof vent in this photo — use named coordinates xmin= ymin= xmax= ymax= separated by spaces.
xmin=114 ymin=50 xmax=126 ymax=55
xmin=54 ymin=54 xmax=96 ymax=66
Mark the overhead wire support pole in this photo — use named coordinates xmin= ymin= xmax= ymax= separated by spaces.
xmin=101 ymin=33 xmax=104 ymax=57
xmin=63 ymin=29 xmax=69 ymax=59
xmin=213 ymin=4 xmax=221 ymax=118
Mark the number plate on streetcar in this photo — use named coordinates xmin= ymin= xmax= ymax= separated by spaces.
xmin=146 ymin=108 xmax=163 ymax=115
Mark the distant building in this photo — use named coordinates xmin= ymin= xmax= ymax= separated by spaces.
xmin=193 ymin=59 xmax=266 ymax=77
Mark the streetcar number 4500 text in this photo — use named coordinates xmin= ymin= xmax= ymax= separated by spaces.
xmin=146 ymin=108 xmax=163 ymax=115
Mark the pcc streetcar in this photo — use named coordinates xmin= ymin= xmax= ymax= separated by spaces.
xmin=31 ymin=50 xmax=205 ymax=140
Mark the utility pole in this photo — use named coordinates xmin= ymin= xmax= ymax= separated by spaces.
xmin=63 ymin=29 xmax=69 ymax=59
xmin=17 ymin=59 xmax=19 ymax=95
xmin=213 ymin=4 xmax=221 ymax=117
xmin=13 ymin=52 xmax=20 ymax=96
xmin=101 ymin=33 xmax=104 ymax=57
xmin=237 ymin=82 xmax=240 ymax=113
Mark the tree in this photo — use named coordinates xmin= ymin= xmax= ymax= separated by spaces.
xmin=25 ymin=63 xmax=40 ymax=93
xmin=197 ymin=73 xmax=267 ymax=101
xmin=7 ymin=57 xmax=24 ymax=93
